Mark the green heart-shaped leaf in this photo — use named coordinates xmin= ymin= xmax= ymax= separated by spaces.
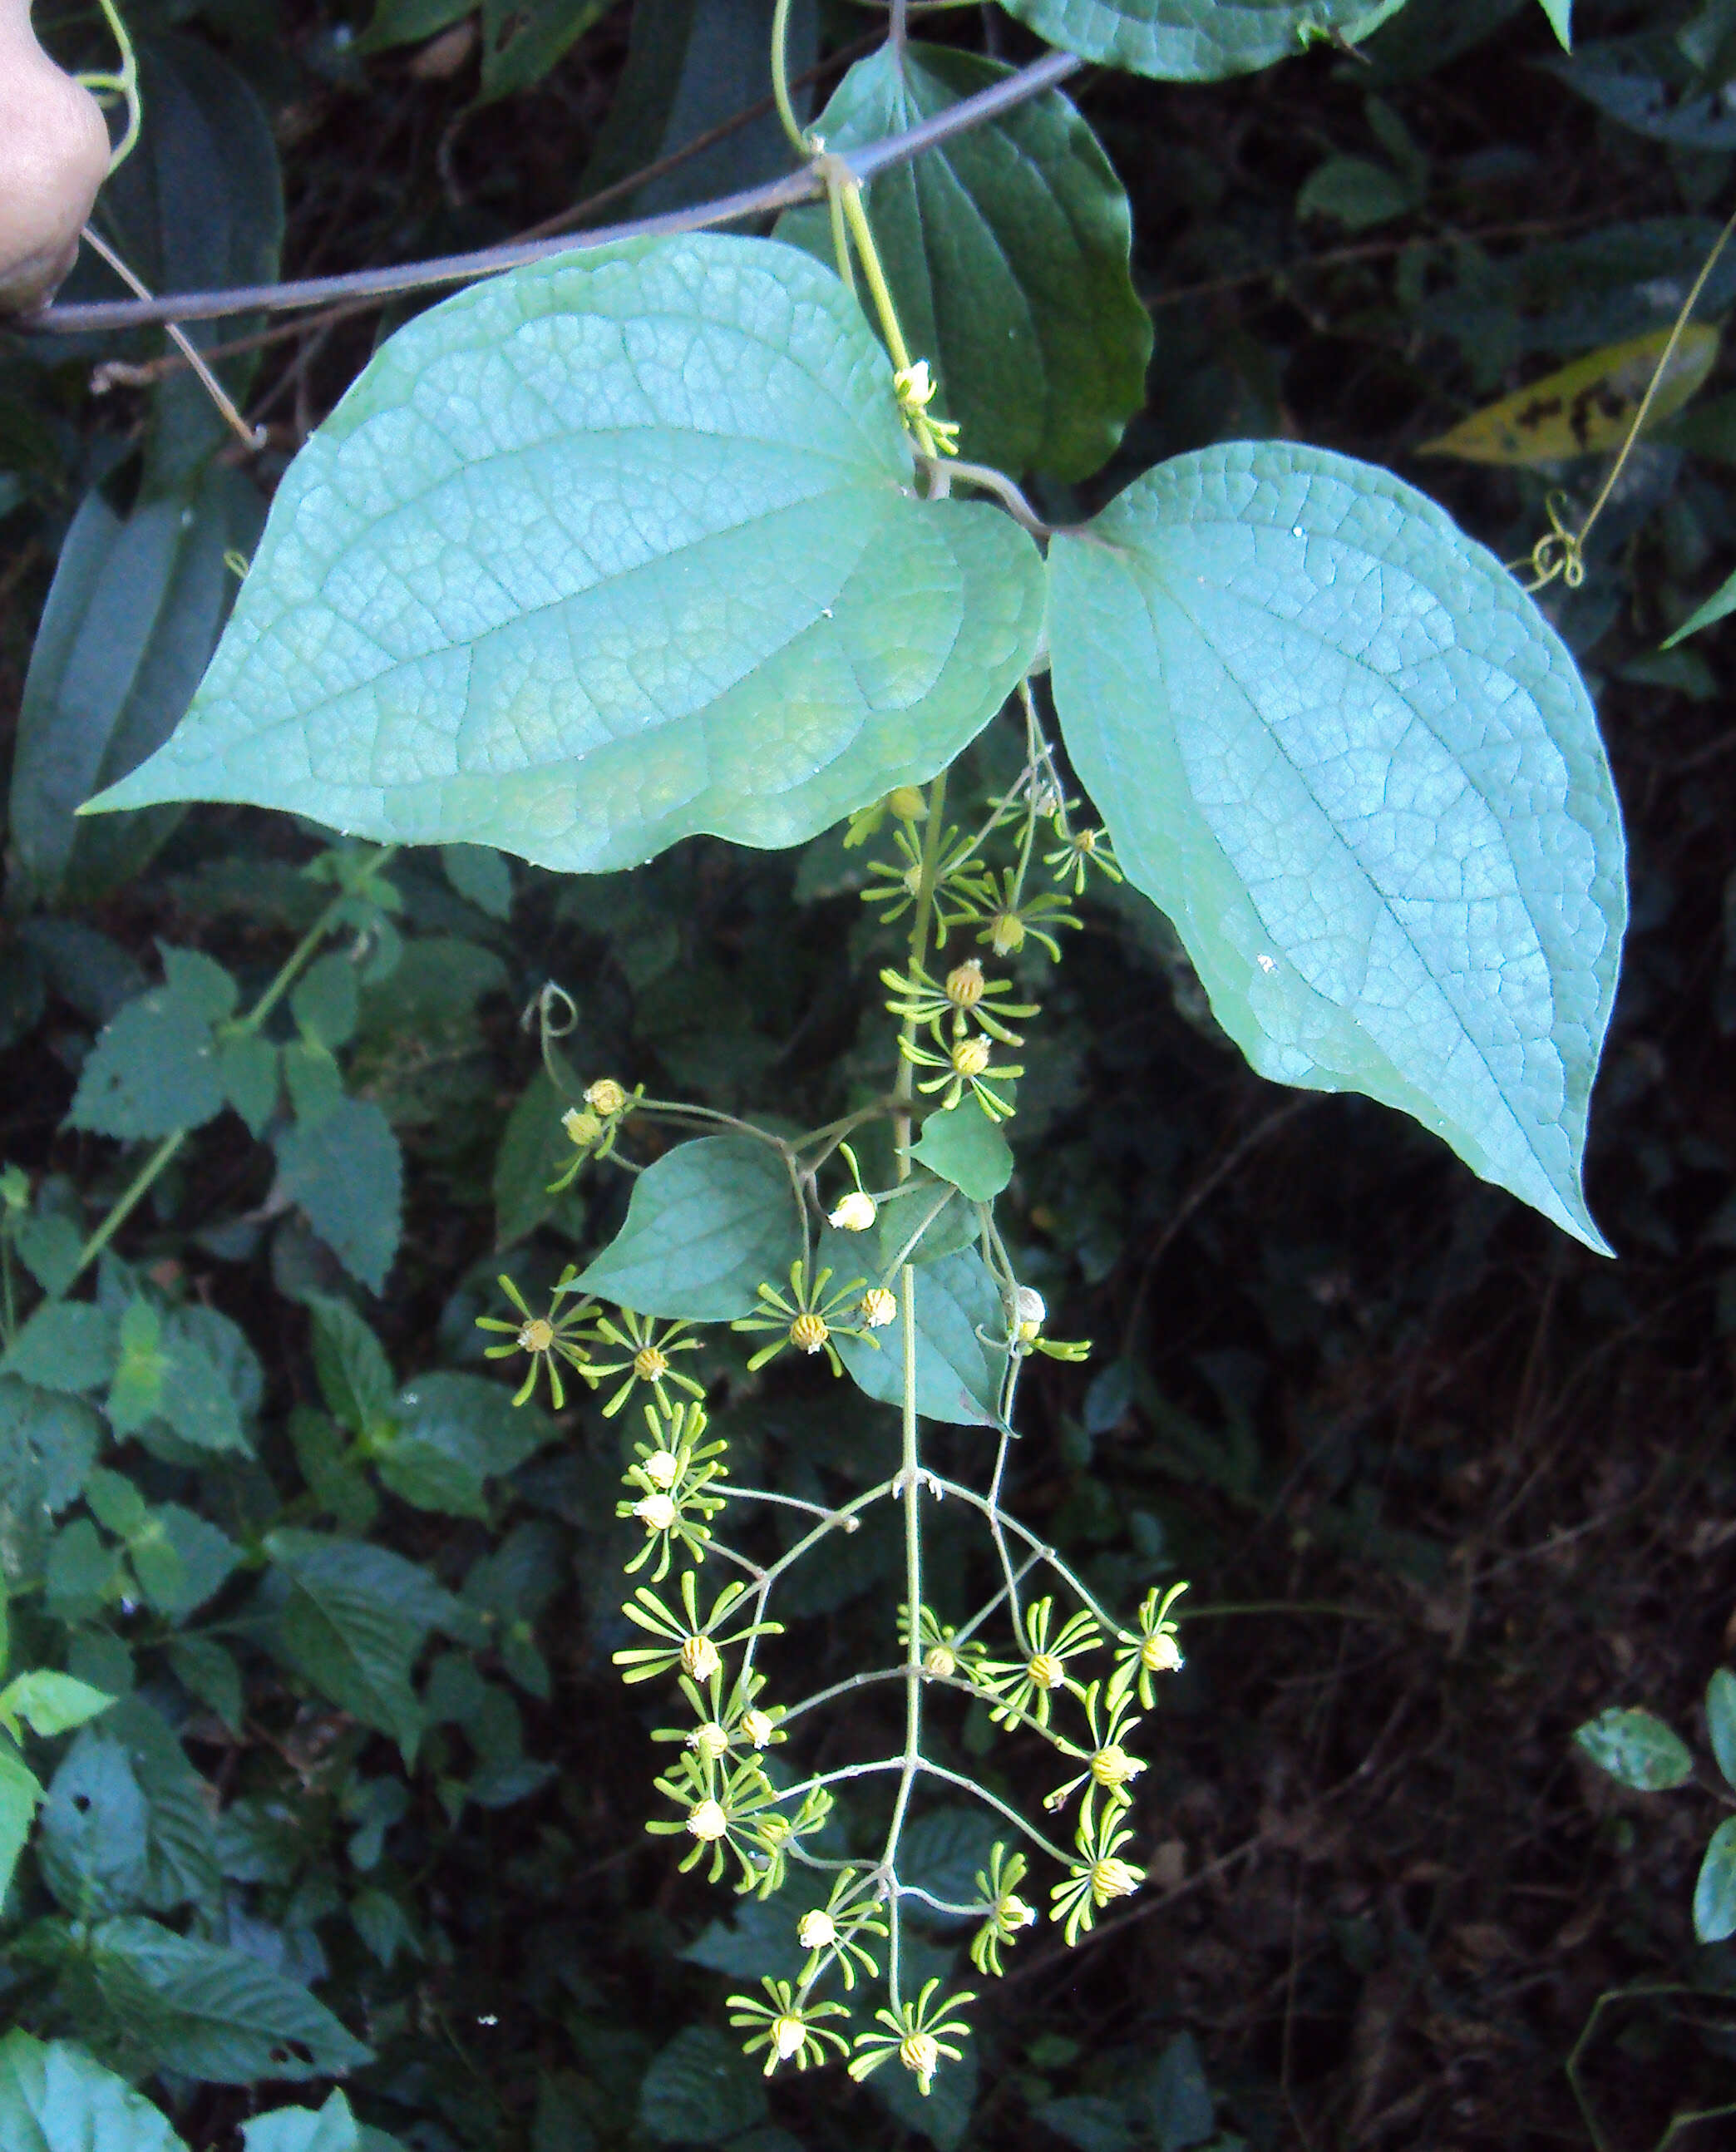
xmin=85 ymin=234 xmax=1043 ymax=873
xmin=1046 ymin=440 xmax=1625 ymax=1252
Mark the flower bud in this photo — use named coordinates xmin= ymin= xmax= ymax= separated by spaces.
xmin=561 ymin=1106 xmax=603 ymax=1148
xmin=790 ymin=1312 xmax=830 ymax=1355
xmin=889 ymin=784 xmax=928 ymax=821
xmin=772 ymin=2014 xmax=806 ymax=2061
xmin=924 ymin=1643 xmax=957 ymax=1679
xmin=989 ymin=911 xmax=1025 ymax=955
xmin=680 ymin=1634 xmax=722 ymax=1681
xmin=861 ymin=1288 xmax=897 ymax=1329
xmin=688 ymin=1722 xmax=730 ymax=1763
xmin=584 ymin=1078 xmax=628 ymax=1117
xmin=1089 ymin=1856 xmax=1142 ymax=1904
xmin=686 ymin=1798 xmax=729 ymax=1841
xmin=945 ymin=960 xmax=986 ymax=1009
xmin=951 ymin=1036 xmax=992 ymax=1078
xmin=828 ymin=1189 xmax=877 ymax=1232
xmin=797 ymin=1908 xmax=836 ymax=1951
xmin=1088 ymin=1745 xmax=1145 ymax=1789
xmin=900 ymin=2031 xmax=941 ymax=2088
xmin=741 ymin=1707 xmax=776 ymax=1748
xmin=643 ymin=1449 xmax=681 ymax=1490
xmin=633 ymin=1492 xmax=678 ymax=1533
xmin=1140 ymin=1631 xmax=1183 ymax=1674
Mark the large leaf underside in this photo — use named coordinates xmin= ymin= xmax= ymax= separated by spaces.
xmin=87 ymin=236 xmax=1043 ymax=873
xmin=1048 ymin=441 xmax=1625 ymax=1251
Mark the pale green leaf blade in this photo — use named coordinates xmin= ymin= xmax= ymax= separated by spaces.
xmin=1574 ymin=1706 xmax=1694 ymax=1789
xmin=910 ymin=1102 xmax=1013 ymax=1202
xmin=1696 ymin=1817 xmax=1736 ymax=1943
xmin=992 ymin=0 xmax=1408 ymax=81
xmin=1538 ymin=0 xmax=1571 ymax=52
xmin=0 ymin=1750 xmax=45 ymax=1909
xmin=0 ymin=2029 xmax=189 ymax=2152
xmin=1046 ymin=441 xmax=1625 ymax=1254
xmin=575 ymin=1134 xmax=804 ymax=1320
xmin=777 ymin=43 xmax=1149 ymax=479
xmin=831 ymin=1244 xmax=1004 ymax=1427
xmin=0 ymin=1670 xmax=116 ymax=1738
xmin=65 ymin=955 xmax=233 ymax=1139
xmin=85 ymin=1915 xmax=372 ymax=2083
xmin=1709 ymin=1667 xmax=1736 ymax=1792
xmin=39 ymin=1729 xmax=151 ymax=1916
xmin=84 ymin=234 xmax=1044 ymax=873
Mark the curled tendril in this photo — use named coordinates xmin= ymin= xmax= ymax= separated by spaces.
xmin=1517 ymin=492 xmax=1586 ymax=595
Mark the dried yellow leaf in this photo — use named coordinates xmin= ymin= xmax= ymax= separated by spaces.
xmin=1418 ymin=325 xmax=1720 ymax=466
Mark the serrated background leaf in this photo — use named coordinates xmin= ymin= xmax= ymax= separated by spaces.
xmin=67 ymin=959 xmax=232 ymax=1140
xmin=274 ymin=1099 xmax=404 ymax=1295
xmin=81 ymin=1917 xmax=371 ymax=2083
xmin=576 ymin=1134 xmax=804 ymax=1320
xmin=639 ymin=2025 xmax=767 ymax=2145
xmin=994 ymin=0 xmax=1406 ymax=80
xmin=1047 ymin=441 xmax=1625 ymax=1251
xmin=778 ymin=43 xmax=1149 ymax=479
xmin=86 ymin=236 xmax=1043 ymax=874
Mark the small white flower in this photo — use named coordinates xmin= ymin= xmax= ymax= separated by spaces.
xmin=798 ymin=1909 xmax=836 ymax=1951
xmin=634 ymin=1492 xmax=678 ymax=1533
xmin=1014 ymin=1286 xmax=1046 ymax=1329
xmin=1089 ymin=1856 xmax=1141 ymax=1904
xmin=900 ymin=2031 xmax=941 ymax=2088
xmin=861 ymin=1287 xmax=898 ymax=1329
xmin=688 ymin=1722 xmax=731 ymax=1763
xmin=741 ymin=1707 xmax=776 ymax=1748
xmin=772 ymin=2014 xmax=807 ymax=2061
xmin=828 ymin=1189 xmax=877 ymax=1232
xmin=642 ymin=1449 xmax=681 ymax=1490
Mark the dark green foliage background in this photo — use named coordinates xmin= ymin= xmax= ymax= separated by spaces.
xmin=4 ymin=2 xmax=1736 ymax=2147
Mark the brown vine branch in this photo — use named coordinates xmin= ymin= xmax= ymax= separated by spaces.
xmin=27 ymin=49 xmax=1083 ymax=337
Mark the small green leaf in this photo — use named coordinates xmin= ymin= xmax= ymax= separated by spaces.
xmin=479 ymin=0 xmax=617 ymax=104
xmin=82 ymin=1915 xmax=372 ymax=2082
xmin=1296 ymin=154 xmax=1417 ymax=230
xmin=993 ymin=0 xmax=1405 ymax=80
xmin=0 ymin=2029 xmax=189 ymax=2152
xmin=0 ymin=1670 xmax=116 ymax=1739
xmin=576 ymin=1134 xmax=805 ymax=1321
xmin=107 ymin=1301 xmax=168 ymax=1437
xmin=493 ymin=1064 xmax=582 ymax=1247
xmin=441 ymin=844 xmax=514 ymax=919
xmin=129 ymin=1504 xmax=241 ymax=1622
xmin=85 ymin=235 xmax=1043 ymax=876
xmin=639 ymin=2026 xmax=768 ymax=2146
xmin=274 ymin=1099 xmax=404 ymax=1295
xmin=375 ymin=1373 xmax=553 ymax=1518
xmin=831 ymin=1243 xmax=1004 ymax=1427
xmin=2 ymin=1303 xmax=120 ymax=1396
xmin=1537 ymin=0 xmax=1571 ymax=52
xmin=263 ymin=1530 xmax=471 ymax=1764
xmin=38 ymin=1729 xmax=150 ymax=1916
xmin=219 ymin=1034 xmax=280 ymax=1137
xmin=1046 ymin=441 xmax=1625 ymax=1254
xmin=1708 ymin=1668 xmax=1736 ymax=1792
xmin=291 ymin=953 xmax=359 ymax=1053
xmin=0 ymin=1380 xmax=101 ymax=1518
xmin=1697 ymin=1817 xmax=1736 ymax=1942
xmin=1574 ymin=1706 xmax=1694 ymax=1789
xmin=911 ymin=1102 xmax=1013 ymax=1202
xmin=66 ymin=952 xmax=234 ymax=1140
xmin=778 ymin=42 xmax=1149 ymax=480
xmin=1663 ymin=562 xmax=1736 ymax=648
xmin=308 ymin=1297 xmax=397 ymax=1436
xmin=244 ymin=2089 xmax=362 ymax=2152
xmin=8 ymin=466 xmax=265 ymax=909
xmin=167 ymin=1637 xmax=244 ymax=1731
xmin=0 ymin=1749 xmax=45 ymax=1910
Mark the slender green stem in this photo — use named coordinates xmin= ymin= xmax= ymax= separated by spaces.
xmin=928 ymin=1474 xmax=1126 ymax=1639
xmin=770 ymin=0 xmax=807 ymax=155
